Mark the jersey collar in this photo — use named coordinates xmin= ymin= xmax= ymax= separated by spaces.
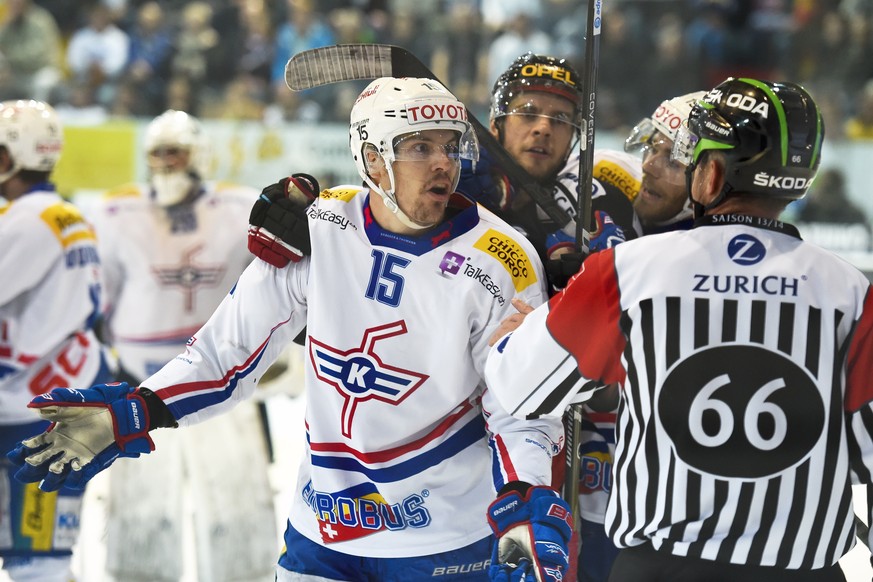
xmin=363 ymin=193 xmax=480 ymax=256
xmin=694 ymin=214 xmax=802 ymax=239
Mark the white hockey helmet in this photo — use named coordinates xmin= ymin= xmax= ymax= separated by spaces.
xmin=349 ymin=77 xmax=478 ymax=229
xmin=625 ymin=91 xmax=707 ymax=152
xmin=624 ymin=91 xmax=707 ymax=223
xmin=144 ymin=109 xmax=210 ymax=206
xmin=0 ymin=100 xmax=63 ymax=184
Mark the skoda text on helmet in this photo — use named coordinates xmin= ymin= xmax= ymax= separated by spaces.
xmin=490 ymin=53 xmax=584 ymax=131
xmin=349 ymin=77 xmax=478 ymax=230
xmin=0 ymin=100 xmax=63 ymax=184
xmin=674 ymin=78 xmax=824 ymax=210
xmin=144 ymin=109 xmax=210 ymax=207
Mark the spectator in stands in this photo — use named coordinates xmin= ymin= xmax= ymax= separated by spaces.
xmin=845 ymin=79 xmax=873 ymax=140
xmin=487 ymin=6 xmax=552 ymax=88
xmin=171 ymin=2 xmax=218 ymax=92
xmin=164 ymin=75 xmax=200 ymax=117
xmin=270 ymin=0 xmax=335 ymax=121
xmin=124 ymin=1 xmax=173 ymax=116
xmin=66 ymin=3 xmax=130 ymax=109
xmin=433 ymin=3 xmax=489 ymax=119
xmin=0 ymin=0 xmax=63 ymax=102
xmin=271 ymin=0 xmax=334 ymax=89
xmin=209 ymin=0 xmax=274 ymax=98
xmin=597 ymin=5 xmax=649 ymax=132
xmin=795 ymin=168 xmax=870 ymax=226
xmin=643 ymin=12 xmax=698 ymax=112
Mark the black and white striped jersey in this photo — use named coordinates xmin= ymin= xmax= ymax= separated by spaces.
xmin=485 ymin=215 xmax=873 ymax=570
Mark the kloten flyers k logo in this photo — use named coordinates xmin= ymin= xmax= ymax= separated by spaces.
xmin=309 ymin=321 xmax=429 ymax=438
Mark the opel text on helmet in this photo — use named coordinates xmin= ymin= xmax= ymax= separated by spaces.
xmin=349 ymin=76 xmax=478 ymax=230
xmin=490 ymin=53 xmax=584 ymax=132
xmin=0 ymin=100 xmax=63 ymax=184
xmin=144 ymin=109 xmax=210 ymax=206
xmin=673 ymin=78 xmax=824 ymax=210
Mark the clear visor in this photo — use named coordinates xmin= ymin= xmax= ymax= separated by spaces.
xmin=671 ymin=122 xmax=699 ymax=167
xmin=624 ymin=118 xmax=656 ymax=153
xmin=392 ymin=129 xmax=479 ymax=164
xmin=626 ymin=121 xmax=688 ymax=185
xmin=498 ymin=98 xmax=580 ymax=130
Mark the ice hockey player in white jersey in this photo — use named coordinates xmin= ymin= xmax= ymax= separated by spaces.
xmin=9 ymin=78 xmax=572 ymax=582
xmin=486 ymin=78 xmax=873 ymax=581
xmin=86 ymin=110 xmax=277 ymax=582
xmin=0 ymin=100 xmax=112 ymax=582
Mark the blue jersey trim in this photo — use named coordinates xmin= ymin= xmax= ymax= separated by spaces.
xmin=363 ymin=194 xmax=480 ymax=256
xmin=309 ymin=414 xmax=487 ymax=483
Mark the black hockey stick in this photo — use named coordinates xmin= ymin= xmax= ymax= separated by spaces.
xmin=856 ymin=513 xmax=870 ymax=548
xmin=564 ymin=0 xmax=604 ymax=524
xmin=284 ymin=44 xmax=572 ymax=228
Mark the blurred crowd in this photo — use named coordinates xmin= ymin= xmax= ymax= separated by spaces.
xmin=1 ymin=0 xmax=872 ymax=138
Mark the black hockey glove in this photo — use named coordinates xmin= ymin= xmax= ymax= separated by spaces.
xmin=248 ymin=173 xmax=319 ymax=268
xmin=546 ymin=252 xmax=585 ymax=291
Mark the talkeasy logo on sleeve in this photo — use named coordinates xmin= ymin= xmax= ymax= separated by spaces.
xmin=302 ymin=480 xmax=431 ymax=544
xmin=474 ymin=229 xmax=537 ymax=292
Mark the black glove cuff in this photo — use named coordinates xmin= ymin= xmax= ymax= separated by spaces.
xmin=137 ymin=387 xmax=178 ymax=430
xmin=546 ymin=253 xmax=585 ymax=289
xmin=498 ymin=480 xmax=533 ymax=497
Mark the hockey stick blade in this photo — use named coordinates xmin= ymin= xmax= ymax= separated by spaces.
xmin=284 ymin=44 xmax=573 ymax=228
xmin=285 ymin=44 xmax=394 ymax=91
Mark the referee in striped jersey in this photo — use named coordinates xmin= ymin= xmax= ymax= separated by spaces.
xmin=485 ymin=77 xmax=873 ymax=581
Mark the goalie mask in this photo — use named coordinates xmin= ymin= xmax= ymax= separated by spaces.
xmin=349 ymin=77 xmax=478 ymax=230
xmin=0 ymin=100 xmax=63 ymax=185
xmin=673 ymin=78 xmax=824 ymax=211
xmin=144 ymin=110 xmax=210 ymax=207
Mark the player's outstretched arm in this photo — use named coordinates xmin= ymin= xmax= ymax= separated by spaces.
xmin=487 ymin=482 xmax=573 ymax=582
xmin=5 ymin=383 xmax=176 ymax=492
xmin=247 ymin=173 xmax=319 ymax=268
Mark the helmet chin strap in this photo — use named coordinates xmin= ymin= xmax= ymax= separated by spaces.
xmin=0 ymin=160 xmax=20 ymax=185
xmin=363 ymin=163 xmax=434 ymax=231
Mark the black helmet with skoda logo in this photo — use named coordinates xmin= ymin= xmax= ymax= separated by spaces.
xmin=673 ymin=77 xmax=824 ymax=202
xmin=490 ymin=53 xmax=584 ymax=131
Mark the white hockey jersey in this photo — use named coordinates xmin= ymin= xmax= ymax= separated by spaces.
xmin=0 ymin=187 xmax=105 ymax=425
xmin=142 ymin=187 xmax=563 ymax=558
xmin=87 ymin=181 xmax=257 ymax=381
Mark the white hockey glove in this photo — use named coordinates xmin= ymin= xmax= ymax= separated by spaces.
xmin=5 ymin=383 xmax=156 ymax=491
xmin=487 ymin=485 xmax=573 ymax=582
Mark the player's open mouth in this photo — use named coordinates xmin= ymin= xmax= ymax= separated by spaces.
xmin=526 ymin=147 xmax=550 ymax=157
xmin=428 ymin=185 xmax=451 ymax=198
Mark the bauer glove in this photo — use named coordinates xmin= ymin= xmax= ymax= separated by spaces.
xmin=6 ymin=383 xmax=155 ymax=492
xmin=487 ymin=484 xmax=573 ymax=582
xmin=247 ymin=173 xmax=319 ymax=268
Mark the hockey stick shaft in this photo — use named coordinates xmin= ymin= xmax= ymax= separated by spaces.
xmin=565 ymin=0 xmax=603 ymax=524
xmin=284 ymin=44 xmax=573 ymax=228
